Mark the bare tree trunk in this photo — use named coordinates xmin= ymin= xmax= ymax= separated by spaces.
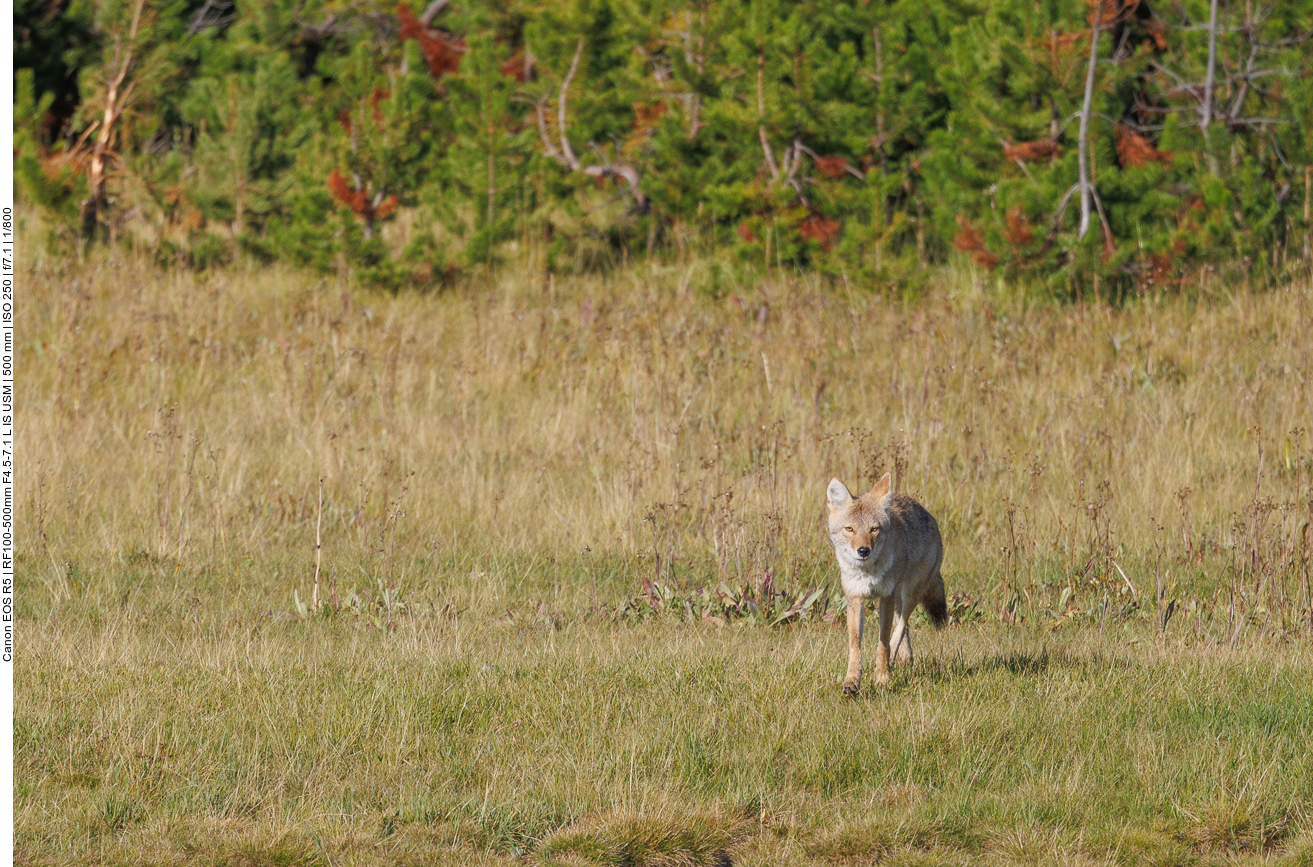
xmin=79 ymin=0 xmax=147 ymax=245
xmin=229 ymin=88 xmax=245 ymax=239
xmin=232 ymin=151 xmax=246 ymax=238
xmin=557 ymin=39 xmax=584 ymax=170
xmin=1304 ymin=165 xmax=1311 ymax=262
xmin=757 ymin=48 xmax=779 ymax=181
xmin=688 ymin=2 xmax=707 ymax=139
xmin=81 ymin=133 xmax=110 ymax=242
xmin=234 ymin=183 xmax=244 ymax=237
xmin=1077 ymin=11 xmax=1100 ymax=239
xmin=82 ymin=80 xmax=124 ymax=242
xmin=1202 ymin=0 xmax=1220 ymax=173
xmin=487 ymin=144 xmax=495 ymax=228
xmin=873 ymin=26 xmax=885 ymax=142
xmin=1202 ymin=0 xmax=1219 ymax=127
xmin=873 ymin=26 xmax=886 ymax=272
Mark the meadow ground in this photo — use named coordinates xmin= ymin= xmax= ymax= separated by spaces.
xmin=16 ymin=246 xmax=1313 ymax=866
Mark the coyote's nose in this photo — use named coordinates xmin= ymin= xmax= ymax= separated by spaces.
xmin=856 ymin=546 xmax=871 ymax=558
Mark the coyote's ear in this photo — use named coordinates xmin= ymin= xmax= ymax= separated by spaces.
xmin=826 ymin=478 xmax=854 ymax=510
xmin=869 ymin=472 xmax=893 ymax=503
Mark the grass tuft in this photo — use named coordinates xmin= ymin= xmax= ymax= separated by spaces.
xmin=538 ymin=809 xmax=750 ymax=866
xmin=1185 ymin=798 xmax=1292 ymax=854
xmin=91 ymin=795 xmax=145 ymax=838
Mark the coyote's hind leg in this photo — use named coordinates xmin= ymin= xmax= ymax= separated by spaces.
xmin=890 ymin=605 xmax=913 ymax=666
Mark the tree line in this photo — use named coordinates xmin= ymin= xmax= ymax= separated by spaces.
xmin=15 ymin=0 xmax=1313 ymax=296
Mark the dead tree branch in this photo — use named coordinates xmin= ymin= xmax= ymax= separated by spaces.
xmin=534 ymin=40 xmax=648 ymax=213
xmin=557 ymin=39 xmax=584 ymax=170
xmin=418 ymin=0 xmax=450 ymax=28
xmin=81 ymin=0 xmax=148 ymax=243
xmin=1077 ymin=5 xmax=1101 ymax=239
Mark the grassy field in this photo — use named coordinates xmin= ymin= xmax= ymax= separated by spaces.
xmin=17 ymin=245 xmax=1313 ymax=865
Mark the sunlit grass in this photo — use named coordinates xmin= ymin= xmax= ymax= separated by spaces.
xmin=16 ymin=244 xmax=1313 ymax=864
xmin=18 ymin=617 xmax=1313 ymax=865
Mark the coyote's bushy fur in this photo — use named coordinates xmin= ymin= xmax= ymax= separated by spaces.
xmin=826 ymin=473 xmax=947 ymax=693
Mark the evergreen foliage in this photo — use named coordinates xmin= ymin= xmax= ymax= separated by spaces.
xmin=15 ymin=0 xmax=1313 ymax=295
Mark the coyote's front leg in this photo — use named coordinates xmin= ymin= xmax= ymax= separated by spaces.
xmin=842 ymin=597 xmax=865 ymax=694
xmin=874 ymin=596 xmax=895 ymax=687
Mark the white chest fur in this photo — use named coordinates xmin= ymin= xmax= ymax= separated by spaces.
xmin=836 ymin=550 xmax=896 ymax=599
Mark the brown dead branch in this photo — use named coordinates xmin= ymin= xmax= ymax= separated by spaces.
xmin=80 ymin=0 xmax=147 ymax=243
xmin=799 ymin=212 xmax=841 ymax=251
xmin=396 ymin=3 xmax=465 ymax=78
xmin=418 ymin=0 xmax=450 ymax=28
xmin=953 ymin=215 xmax=999 ymax=270
xmin=1003 ymin=138 xmax=1059 ymax=162
xmin=1115 ymin=123 xmax=1173 ymax=167
xmin=535 ymin=39 xmax=648 ymax=214
xmin=556 ymin=38 xmax=584 ymax=170
xmin=328 ymin=169 xmax=397 ymax=240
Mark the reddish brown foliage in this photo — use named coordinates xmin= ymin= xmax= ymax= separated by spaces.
xmin=1115 ymin=124 xmax=1172 ymax=168
xmin=410 ymin=262 xmax=460 ymax=286
xmin=632 ymin=101 xmax=667 ymax=132
xmin=952 ymin=215 xmax=998 ymax=270
xmin=1047 ymin=29 xmax=1084 ymax=54
xmin=1143 ymin=253 xmax=1174 ymax=287
xmin=1003 ymin=138 xmax=1058 ymax=162
xmin=1140 ymin=239 xmax=1185 ymax=289
xmin=1086 ymin=0 xmax=1122 ymax=28
xmin=328 ymin=169 xmax=367 ymax=213
xmin=1142 ymin=17 xmax=1168 ymax=51
xmin=1043 ymin=29 xmax=1084 ymax=77
xmin=370 ymin=87 xmax=390 ymax=125
xmin=1002 ymin=205 xmax=1034 ymax=249
xmin=1086 ymin=0 xmax=1161 ymax=33
xmin=500 ymin=49 xmax=533 ymax=82
xmin=799 ymin=213 xmax=841 ymax=251
xmin=736 ymin=222 xmax=758 ymax=243
xmin=31 ymin=144 xmax=89 ymax=176
xmin=327 ymin=169 xmax=398 ymax=222
xmin=337 ymin=90 xmax=391 ymax=134
xmin=813 ymin=155 xmax=850 ymax=179
xmin=396 ymin=4 xmax=466 ymax=78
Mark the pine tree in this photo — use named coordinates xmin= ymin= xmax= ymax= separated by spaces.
xmin=183 ymin=47 xmax=307 ymax=243
xmin=441 ymin=31 xmax=533 ymax=264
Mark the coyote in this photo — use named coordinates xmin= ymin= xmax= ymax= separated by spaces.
xmin=826 ymin=473 xmax=947 ymax=693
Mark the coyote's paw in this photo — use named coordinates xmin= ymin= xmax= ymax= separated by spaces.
xmin=874 ymin=669 xmax=890 ymax=688
xmin=841 ymin=677 xmax=860 ymax=695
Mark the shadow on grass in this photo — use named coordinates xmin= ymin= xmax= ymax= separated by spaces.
xmin=842 ymin=647 xmax=1136 ymax=699
xmin=921 ymin=646 xmax=1134 ymax=681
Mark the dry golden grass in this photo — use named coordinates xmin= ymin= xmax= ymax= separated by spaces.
xmin=22 ymin=249 xmax=1313 ymax=624
xmin=16 ymin=244 xmax=1313 ymax=865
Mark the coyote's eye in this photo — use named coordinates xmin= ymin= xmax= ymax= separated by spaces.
xmin=870 ymin=527 xmax=879 ymax=534
xmin=843 ymin=526 xmax=854 ymax=533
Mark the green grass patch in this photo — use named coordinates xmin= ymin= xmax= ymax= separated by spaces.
xmin=16 ymin=612 xmax=1313 ymax=865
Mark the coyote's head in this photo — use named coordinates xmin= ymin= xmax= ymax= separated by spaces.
xmin=826 ymin=473 xmax=893 ymax=567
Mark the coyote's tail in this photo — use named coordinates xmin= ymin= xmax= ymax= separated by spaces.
xmin=925 ymin=568 xmax=948 ymax=629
